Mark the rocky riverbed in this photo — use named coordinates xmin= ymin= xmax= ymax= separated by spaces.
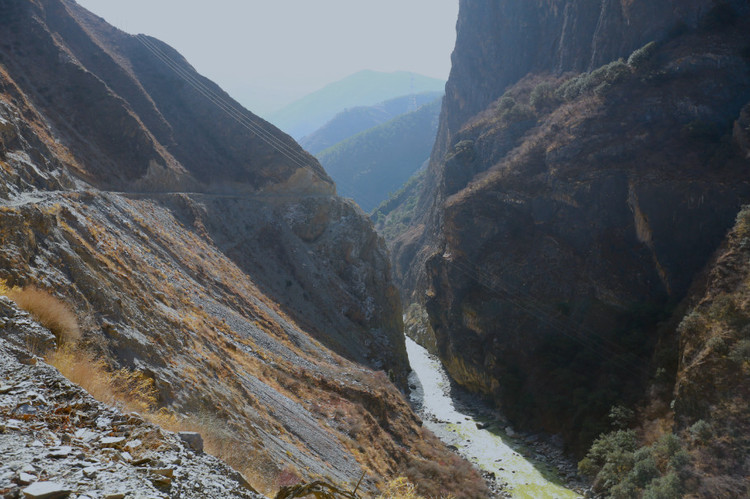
xmin=406 ymin=337 xmax=585 ymax=499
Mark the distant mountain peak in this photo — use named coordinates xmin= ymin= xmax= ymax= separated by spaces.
xmin=267 ymin=70 xmax=445 ymax=140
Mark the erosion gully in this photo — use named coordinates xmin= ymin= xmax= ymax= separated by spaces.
xmin=405 ymin=337 xmax=582 ymax=499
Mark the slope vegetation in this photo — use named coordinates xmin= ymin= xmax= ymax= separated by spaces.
xmin=0 ymin=0 xmax=487 ymax=496
xmin=317 ymin=98 xmax=441 ymax=213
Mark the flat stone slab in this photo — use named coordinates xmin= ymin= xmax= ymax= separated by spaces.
xmin=47 ymin=446 xmax=74 ymax=458
xmin=99 ymin=436 xmax=126 ymax=448
xmin=22 ymin=481 xmax=72 ymax=498
xmin=18 ymin=472 xmax=36 ymax=484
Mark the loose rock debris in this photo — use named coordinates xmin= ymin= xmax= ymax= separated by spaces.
xmin=0 ymin=325 xmax=261 ymax=499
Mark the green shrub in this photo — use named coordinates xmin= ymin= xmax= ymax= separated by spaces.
xmin=496 ymin=95 xmax=516 ymax=113
xmin=729 ymin=339 xmax=750 ymax=365
xmin=580 ymin=431 xmax=689 ymax=497
xmin=609 ymin=405 xmax=635 ymax=429
xmin=642 ymin=471 xmax=683 ymax=499
xmin=677 ymin=311 xmax=706 ymax=337
xmin=628 ymin=41 xmax=658 ymax=69
xmin=707 ymin=295 xmax=747 ymax=328
xmin=735 ymin=206 xmax=750 ymax=242
xmin=578 ymin=429 xmax=638 ymax=477
xmin=652 ymin=433 xmax=682 ymax=461
xmin=556 ymin=59 xmax=630 ymax=101
xmin=706 ymin=335 xmax=729 ymax=355
xmin=631 ymin=456 xmax=660 ymax=487
xmin=530 ymin=81 xmax=560 ymax=110
xmin=557 ymin=76 xmax=585 ymax=101
xmin=594 ymin=82 xmax=612 ymax=96
xmin=589 ymin=59 xmax=630 ymax=87
xmin=504 ymin=103 xmax=536 ymax=123
xmin=494 ymin=92 xmax=536 ymax=123
xmin=689 ymin=419 xmax=713 ymax=443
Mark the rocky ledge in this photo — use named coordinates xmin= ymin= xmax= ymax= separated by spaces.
xmin=0 ymin=308 xmax=260 ymax=499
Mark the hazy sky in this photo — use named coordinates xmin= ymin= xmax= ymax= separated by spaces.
xmin=76 ymin=0 xmax=459 ymax=116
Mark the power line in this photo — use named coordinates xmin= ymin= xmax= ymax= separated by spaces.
xmin=135 ymin=35 xmax=317 ymax=174
xmin=135 ymin=34 xmax=387 ymax=211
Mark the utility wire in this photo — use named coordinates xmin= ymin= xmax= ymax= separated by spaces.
xmin=136 ymin=34 xmax=386 ymax=210
xmin=136 ymin=35 xmax=316 ymax=173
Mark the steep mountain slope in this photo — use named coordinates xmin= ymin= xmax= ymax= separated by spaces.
xmin=268 ymin=70 xmax=445 ymax=140
xmin=0 ymin=311 xmax=262 ymax=498
xmin=0 ymin=0 xmax=488 ymax=496
xmin=0 ymin=0 xmax=404 ymax=382
xmin=668 ymin=206 xmax=750 ymax=497
xmin=299 ymin=92 xmax=443 ymax=155
xmin=394 ymin=0 xmax=750 ymax=476
xmin=317 ymin=98 xmax=441 ymax=213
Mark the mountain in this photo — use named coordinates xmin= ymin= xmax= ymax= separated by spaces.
xmin=267 ymin=70 xmax=446 ymax=140
xmin=299 ymin=91 xmax=443 ymax=155
xmin=316 ymin=98 xmax=441 ymax=213
xmin=391 ymin=0 xmax=750 ymax=495
xmin=0 ymin=1 xmax=488 ymax=497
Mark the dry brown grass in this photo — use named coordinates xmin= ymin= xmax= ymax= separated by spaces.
xmin=47 ymin=345 xmax=272 ymax=492
xmin=47 ymin=345 xmax=159 ymax=414
xmin=4 ymin=285 xmax=81 ymax=345
xmin=378 ymin=477 xmax=426 ymax=499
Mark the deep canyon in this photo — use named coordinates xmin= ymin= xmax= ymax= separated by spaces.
xmin=1 ymin=0 xmax=750 ymax=498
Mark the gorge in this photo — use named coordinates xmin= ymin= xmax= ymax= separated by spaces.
xmin=0 ymin=0 xmax=485 ymax=497
xmin=2 ymin=0 xmax=750 ymax=498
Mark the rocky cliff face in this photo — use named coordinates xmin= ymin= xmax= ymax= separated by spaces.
xmin=0 ymin=0 xmax=488 ymax=496
xmin=395 ymin=0 xmax=750 ymax=465
xmin=0 ymin=0 xmax=406 ymax=381
xmin=437 ymin=0 xmax=749 ymax=155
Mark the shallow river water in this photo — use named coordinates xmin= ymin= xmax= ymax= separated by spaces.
xmin=405 ymin=337 xmax=582 ymax=499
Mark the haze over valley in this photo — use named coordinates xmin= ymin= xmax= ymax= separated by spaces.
xmin=1 ymin=1 xmax=750 ymax=499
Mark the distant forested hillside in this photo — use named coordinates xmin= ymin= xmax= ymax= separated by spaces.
xmin=268 ymin=70 xmax=445 ymax=139
xmin=300 ymin=91 xmax=442 ymax=155
xmin=317 ymin=97 xmax=441 ymax=212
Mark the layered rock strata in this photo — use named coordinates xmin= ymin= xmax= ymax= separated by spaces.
xmin=395 ymin=0 xmax=750 ymax=456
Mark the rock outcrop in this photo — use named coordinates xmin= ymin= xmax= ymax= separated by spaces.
xmin=0 ymin=304 xmax=261 ymax=498
xmin=0 ymin=0 xmax=489 ymax=496
xmin=394 ymin=0 xmax=750 ymax=462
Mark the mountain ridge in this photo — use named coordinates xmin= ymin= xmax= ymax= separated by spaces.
xmin=300 ymin=91 xmax=443 ymax=155
xmin=268 ymin=70 xmax=445 ymax=140
xmin=317 ymin=97 xmax=441 ymax=213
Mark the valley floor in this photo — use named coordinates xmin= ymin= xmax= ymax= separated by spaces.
xmin=406 ymin=337 xmax=584 ymax=499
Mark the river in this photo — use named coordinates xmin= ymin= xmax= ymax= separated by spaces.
xmin=405 ymin=337 xmax=582 ymax=499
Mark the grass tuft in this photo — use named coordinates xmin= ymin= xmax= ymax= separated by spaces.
xmin=378 ymin=477 xmax=426 ymax=499
xmin=4 ymin=285 xmax=81 ymax=345
xmin=47 ymin=345 xmax=158 ymax=413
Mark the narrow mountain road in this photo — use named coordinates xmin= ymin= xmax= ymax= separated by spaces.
xmin=406 ymin=337 xmax=583 ymax=499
